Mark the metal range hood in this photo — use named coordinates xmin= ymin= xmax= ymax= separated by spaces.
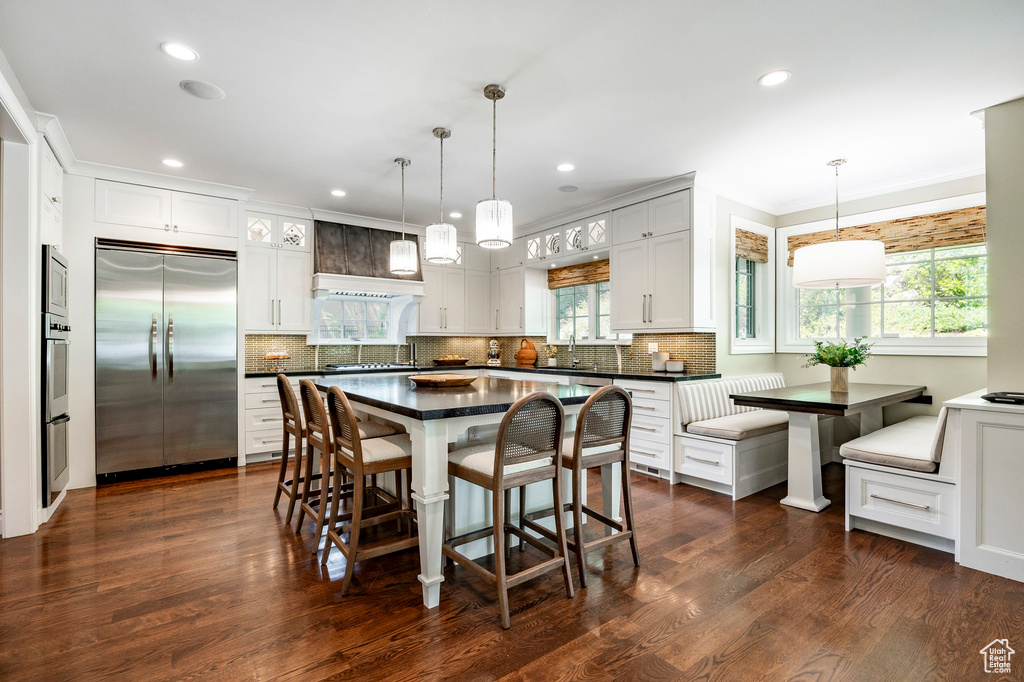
xmin=313 ymin=220 xmax=425 ymax=298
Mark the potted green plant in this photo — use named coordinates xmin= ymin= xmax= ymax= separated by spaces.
xmin=803 ymin=337 xmax=873 ymax=392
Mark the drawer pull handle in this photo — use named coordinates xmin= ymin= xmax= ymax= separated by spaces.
xmin=259 ymin=417 xmax=281 ymax=422
xmin=685 ymin=455 xmax=721 ymax=467
xmin=630 ymin=388 xmax=656 ymax=393
xmin=631 ymin=448 xmax=660 ymax=458
xmin=634 ymin=405 xmax=658 ymax=411
xmin=633 ymin=426 xmax=658 ymax=433
xmin=262 ymin=398 xmax=278 ymax=403
xmin=869 ymin=494 xmax=929 ymax=510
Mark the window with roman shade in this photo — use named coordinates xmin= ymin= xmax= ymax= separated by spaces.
xmin=731 ymin=219 xmax=775 ymax=354
xmin=546 ymin=260 xmax=628 ymax=343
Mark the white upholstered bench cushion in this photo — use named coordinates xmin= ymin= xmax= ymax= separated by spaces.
xmin=839 ymin=413 xmax=944 ymax=474
xmin=448 ymin=442 xmax=552 ymax=477
xmin=686 ymin=410 xmax=789 ymax=440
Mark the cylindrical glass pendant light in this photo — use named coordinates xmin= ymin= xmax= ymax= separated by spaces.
xmin=389 ymin=157 xmax=418 ymax=276
xmin=792 ymin=159 xmax=886 ymax=289
xmin=424 ymin=127 xmax=458 ymax=264
xmin=476 ymin=84 xmax=513 ymax=249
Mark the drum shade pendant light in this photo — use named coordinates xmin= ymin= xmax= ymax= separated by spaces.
xmin=425 ymin=127 xmax=458 ymax=264
xmin=792 ymin=159 xmax=886 ymax=289
xmin=476 ymin=84 xmax=513 ymax=249
xmin=389 ymin=158 xmax=418 ymax=276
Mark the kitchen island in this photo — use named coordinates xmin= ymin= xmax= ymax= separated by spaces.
xmin=312 ymin=374 xmax=601 ymax=609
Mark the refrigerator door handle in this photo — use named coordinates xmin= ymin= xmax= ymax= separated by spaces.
xmin=151 ymin=313 xmax=158 ymax=379
xmin=167 ymin=314 xmax=174 ymax=382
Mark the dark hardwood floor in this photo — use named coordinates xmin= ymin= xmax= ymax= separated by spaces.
xmin=2 ymin=462 xmax=1021 ymax=681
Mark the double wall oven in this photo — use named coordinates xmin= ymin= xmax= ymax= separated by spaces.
xmin=43 ymin=245 xmax=70 ymax=506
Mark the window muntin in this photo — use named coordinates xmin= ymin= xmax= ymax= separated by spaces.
xmin=796 ymin=244 xmax=987 ymax=340
xmin=735 ymin=257 xmax=756 ymax=340
xmin=318 ymin=299 xmax=390 ymax=341
xmin=554 ymin=282 xmax=624 ymax=342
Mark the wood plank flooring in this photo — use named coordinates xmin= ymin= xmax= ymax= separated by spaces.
xmin=2 ymin=462 xmax=1021 ymax=681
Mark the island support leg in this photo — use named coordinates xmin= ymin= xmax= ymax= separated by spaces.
xmin=781 ymin=412 xmax=830 ymax=512
xmin=410 ymin=420 xmax=449 ymax=609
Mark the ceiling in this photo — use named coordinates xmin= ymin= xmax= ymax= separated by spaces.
xmin=1 ymin=1 xmax=1022 ymax=230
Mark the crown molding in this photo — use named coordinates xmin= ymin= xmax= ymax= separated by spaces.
xmin=516 ymin=173 xmax=698 ymax=235
xmin=71 ymin=160 xmax=254 ymax=201
xmin=244 ymin=200 xmax=315 ymax=220
xmin=35 ymin=112 xmax=76 ymax=170
xmin=311 ymin=207 xmax=426 ymax=236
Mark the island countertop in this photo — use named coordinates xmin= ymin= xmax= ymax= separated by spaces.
xmin=249 ymin=364 xmax=720 ymax=383
xmin=312 ymin=374 xmax=600 ymax=421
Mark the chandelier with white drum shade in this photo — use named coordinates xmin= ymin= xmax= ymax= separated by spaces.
xmin=475 ymin=84 xmax=513 ymax=249
xmin=792 ymin=159 xmax=886 ymax=289
xmin=424 ymin=127 xmax=459 ymax=264
xmin=389 ymin=157 xmax=418 ymax=276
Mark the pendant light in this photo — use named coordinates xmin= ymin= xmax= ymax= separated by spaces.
xmin=476 ymin=84 xmax=513 ymax=249
xmin=792 ymin=159 xmax=886 ymax=289
xmin=389 ymin=158 xmax=418 ymax=276
xmin=424 ymin=127 xmax=458 ymax=264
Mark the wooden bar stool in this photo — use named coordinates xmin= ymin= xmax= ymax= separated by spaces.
xmin=444 ymin=392 xmax=575 ymax=629
xmin=322 ymin=386 xmax=418 ymax=596
xmin=521 ymin=385 xmax=639 ymax=587
xmin=296 ymin=379 xmax=351 ymax=545
xmin=272 ymin=374 xmax=306 ymax=525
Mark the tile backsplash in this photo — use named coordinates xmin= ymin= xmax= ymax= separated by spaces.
xmin=245 ymin=332 xmax=716 ymax=374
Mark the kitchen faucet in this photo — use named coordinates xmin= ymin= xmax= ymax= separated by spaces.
xmin=569 ymin=335 xmax=580 ymax=369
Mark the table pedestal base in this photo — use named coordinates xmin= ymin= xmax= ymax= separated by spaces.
xmin=780 ymin=412 xmax=830 ymax=512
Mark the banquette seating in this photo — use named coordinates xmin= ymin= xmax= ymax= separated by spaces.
xmin=672 ymin=374 xmax=794 ymax=500
xmin=841 ymin=407 xmax=957 ymax=553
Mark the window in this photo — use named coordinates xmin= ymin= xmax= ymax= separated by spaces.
xmin=317 ymin=299 xmax=390 ymax=341
xmin=552 ymin=282 xmax=625 ymax=343
xmin=797 ymin=244 xmax=987 ymax=340
xmin=735 ymin=257 xmax=757 ymax=340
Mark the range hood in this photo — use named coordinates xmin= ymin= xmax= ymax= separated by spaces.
xmin=313 ymin=220 xmax=425 ymax=299
xmin=313 ymin=272 xmax=424 ymax=298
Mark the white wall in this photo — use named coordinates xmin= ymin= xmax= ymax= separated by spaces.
xmin=984 ymin=97 xmax=1024 ymax=393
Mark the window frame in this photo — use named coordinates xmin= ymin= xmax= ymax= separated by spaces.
xmin=775 ymin=193 xmax=987 ymax=357
xmin=548 ymin=281 xmax=631 ymax=345
xmin=729 ymin=216 xmax=775 ymax=354
xmin=309 ymin=296 xmax=401 ymax=345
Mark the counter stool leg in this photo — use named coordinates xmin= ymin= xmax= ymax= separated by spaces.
xmin=621 ymin=460 xmax=639 ymax=567
xmin=572 ymin=467 xmax=587 ymax=587
xmin=552 ymin=470 xmax=575 ymax=598
xmin=274 ymin=429 xmax=290 ymax=509
xmin=285 ymin=437 xmax=304 ymax=524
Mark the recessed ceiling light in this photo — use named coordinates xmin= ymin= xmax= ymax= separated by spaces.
xmin=449 ymin=211 xmax=462 ymax=219
xmin=559 ymin=185 xmax=579 ymax=193
xmin=592 ymin=255 xmax=599 ymax=260
xmin=162 ymin=158 xmax=184 ymax=168
xmin=161 ymin=42 xmax=199 ymax=61
xmin=331 ymin=189 xmax=346 ymax=197
xmin=758 ymin=70 xmax=791 ymax=87
xmin=179 ymin=80 xmax=226 ymax=100
xmin=557 ymin=163 xmax=575 ymax=172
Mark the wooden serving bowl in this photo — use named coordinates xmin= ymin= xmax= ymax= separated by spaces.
xmin=409 ymin=374 xmax=476 ymax=387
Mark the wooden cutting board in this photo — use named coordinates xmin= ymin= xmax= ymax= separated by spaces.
xmin=409 ymin=374 xmax=477 ymax=387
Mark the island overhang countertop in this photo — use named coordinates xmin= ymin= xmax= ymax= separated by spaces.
xmin=312 ymin=374 xmax=601 ymax=421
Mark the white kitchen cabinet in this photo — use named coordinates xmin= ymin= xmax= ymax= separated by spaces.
xmin=496 ymin=266 xmax=548 ymax=335
xmin=40 ymin=140 xmax=64 ymax=216
xmin=461 ymin=241 xmax=491 ymax=271
xmin=418 ymin=264 xmax=478 ymax=334
xmin=95 ymin=179 xmax=238 ymax=238
xmin=609 ymin=189 xmax=713 ymax=332
xmin=465 ymin=270 xmax=493 ymax=334
xmin=527 ymin=214 xmax=609 ymax=263
xmin=524 ymin=228 xmax=562 ymax=262
xmin=40 ymin=198 xmax=62 ymax=252
xmin=491 ymin=236 xmax=525 ymax=270
xmin=244 ymin=211 xmax=313 ymax=334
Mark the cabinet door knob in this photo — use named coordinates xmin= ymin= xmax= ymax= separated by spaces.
xmin=52 ymin=196 xmax=61 ymax=204
xmin=164 ymin=224 xmax=170 ymax=231
xmin=173 ymin=225 xmax=178 ymax=232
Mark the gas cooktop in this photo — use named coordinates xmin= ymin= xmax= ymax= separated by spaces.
xmin=324 ymin=363 xmax=412 ymax=371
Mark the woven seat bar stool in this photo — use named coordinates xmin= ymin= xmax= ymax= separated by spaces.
xmin=322 ymin=386 xmax=418 ymax=596
xmin=272 ymin=375 xmax=308 ymax=525
xmin=520 ymin=385 xmax=639 ymax=587
xmin=296 ymin=379 xmax=353 ymax=546
xmin=444 ymin=392 xmax=575 ymax=629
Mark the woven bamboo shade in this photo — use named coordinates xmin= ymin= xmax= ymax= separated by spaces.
xmin=547 ymin=259 xmax=610 ymax=289
xmin=735 ymin=228 xmax=769 ymax=263
xmin=786 ymin=206 xmax=986 ymax=266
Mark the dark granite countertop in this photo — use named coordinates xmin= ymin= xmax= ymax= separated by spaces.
xmin=246 ymin=364 xmax=720 ymax=383
xmin=730 ymin=382 xmax=928 ymax=416
xmin=312 ymin=374 xmax=601 ymax=421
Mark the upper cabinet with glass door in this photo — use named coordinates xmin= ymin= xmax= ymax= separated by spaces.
xmin=525 ymin=214 xmax=609 ymax=263
xmin=246 ymin=212 xmax=310 ymax=252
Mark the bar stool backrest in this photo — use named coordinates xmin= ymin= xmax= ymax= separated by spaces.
xmin=494 ymin=392 xmax=564 ymax=481
xmin=277 ymin=374 xmax=304 ymax=436
xmin=571 ymin=385 xmax=632 ymax=462
xmin=299 ymin=379 xmax=329 ymax=454
xmin=326 ymin=386 xmax=362 ymax=464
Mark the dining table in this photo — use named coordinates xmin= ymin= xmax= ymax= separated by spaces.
xmin=313 ymin=373 xmax=603 ymax=608
xmin=729 ymin=382 xmax=928 ymax=512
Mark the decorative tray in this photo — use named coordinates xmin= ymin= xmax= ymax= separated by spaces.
xmin=409 ymin=374 xmax=477 ymax=387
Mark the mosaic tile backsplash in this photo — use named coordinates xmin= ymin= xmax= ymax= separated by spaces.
xmin=245 ymin=332 xmax=716 ymax=374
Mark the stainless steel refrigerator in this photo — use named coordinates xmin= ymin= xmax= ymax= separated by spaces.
xmin=96 ymin=244 xmax=238 ymax=476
